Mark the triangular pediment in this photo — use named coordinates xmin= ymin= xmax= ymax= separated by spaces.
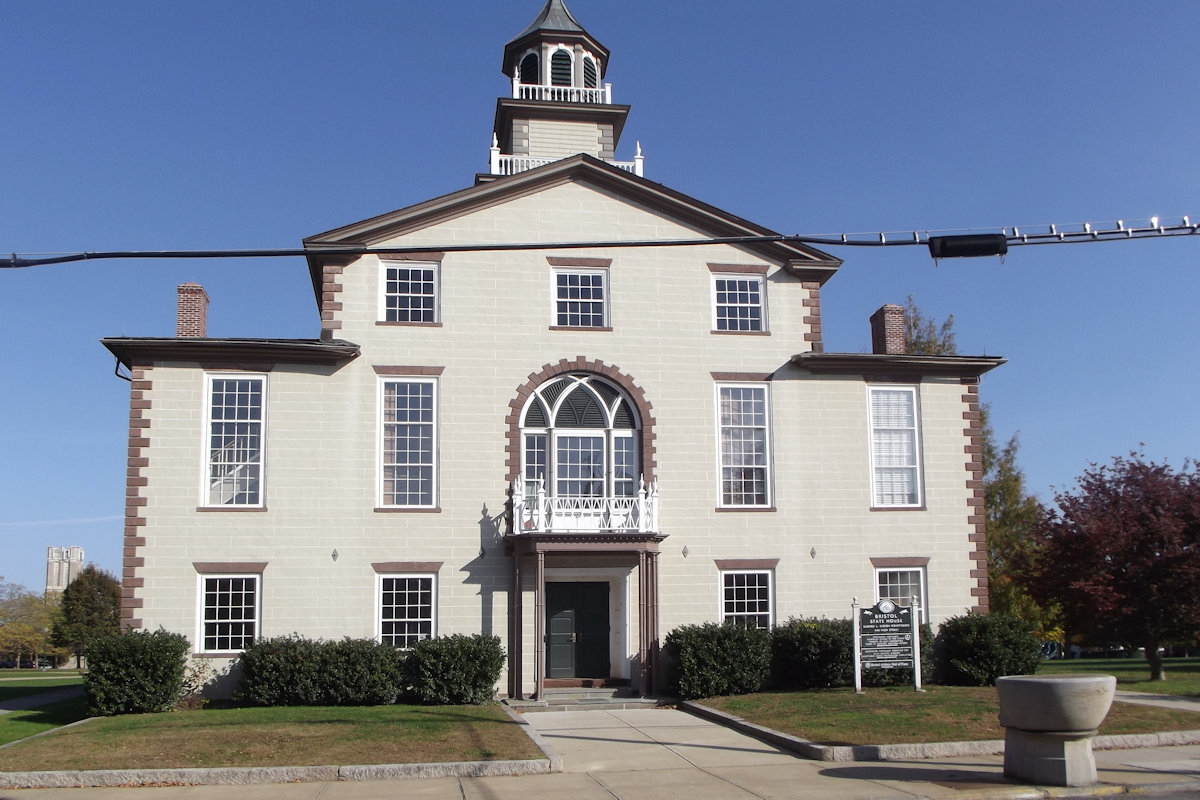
xmin=303 ymin=155 xmax=841 ymax=301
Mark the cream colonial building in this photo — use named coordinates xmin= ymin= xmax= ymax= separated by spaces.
xmin=102 ymin=0 xmax=1002 ymax=699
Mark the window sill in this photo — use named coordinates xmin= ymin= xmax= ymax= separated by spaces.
xmin=196 ymin=506 xmax=268 ymax=512
xmin=711 ymin=329 xmax=770 ymax=336
xmin=548 ymin=325 xmax=613 ymax=332
xmin=870 ymin=505 xmax=927 ymax=512
xmin=374 ymin=506 xmax=442 ymax=513
xmin=193 ymin=652 xmax=242 ymax=659
xmin=715 ymin=506 xmax=777 ymax=513
xmin=376 ymin=321 xmax=443 ymax=327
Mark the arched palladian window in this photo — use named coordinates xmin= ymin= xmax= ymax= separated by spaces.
xmin=519 ymin=52 xmax=540 ymax=85
xmin=582 ymin=56 xmax=598 ymax=88
xmin=520 ymin=373 xmax=640 ymax=498
xmin=551 ymin=50 xmax=573 ymax=87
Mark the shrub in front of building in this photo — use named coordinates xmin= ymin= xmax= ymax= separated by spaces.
xmin=932 ymin=612 xmax=1041 ymax=686
xmin=83 ymin=629 xmax=190 ymax=715
xmin=235 ymin=635 xmax=404 ymax=706
xmin=403 ymin=633 xmax=506 ymax=705
xmin=664 ymin=621 xmax=771 ymax=700
xmin=770 ymin=617 xmax=854 ymax=689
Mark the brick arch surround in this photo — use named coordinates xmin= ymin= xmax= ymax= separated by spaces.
xmin=505 ymin=358 xmax=657 ymax=484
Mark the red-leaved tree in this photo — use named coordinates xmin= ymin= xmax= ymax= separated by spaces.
xmin=1024 ymin=452 xmax=1200 ymax=680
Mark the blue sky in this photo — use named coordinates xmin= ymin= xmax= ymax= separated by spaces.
xmin=2 ymin=1 xmax=1197 ymax=593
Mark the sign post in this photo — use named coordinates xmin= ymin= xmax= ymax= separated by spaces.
xmin=853 ymin=596 xmax=923 ymax=693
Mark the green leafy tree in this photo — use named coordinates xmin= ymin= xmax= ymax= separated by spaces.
xmin=904 ymin=299 xmax=1050 ymax=634
xmin=904 ymin=295 xmax=956 ymax=356
xmin=52 ymin=565 xmax=122 ymax=668
xmin=1023 ymin=452 xmax=1200 ymax=681
xmin=0 ymin=580 xmax=59 ymax=666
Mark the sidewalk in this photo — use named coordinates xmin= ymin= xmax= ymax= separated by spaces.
xmin=4 ymin=706 xmax=1200 ymax=799
xmin=0 ymin=687 xmax=84 ymax=716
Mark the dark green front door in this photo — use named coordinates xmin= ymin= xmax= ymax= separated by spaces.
xmin=547 ymin=582 xmax=610 ymax=678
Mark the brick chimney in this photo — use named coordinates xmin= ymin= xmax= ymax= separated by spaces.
xmin=176 ymin=283 xmax=209 ymax=338
xmin=870 ymin=304 xmax=906 ymax=355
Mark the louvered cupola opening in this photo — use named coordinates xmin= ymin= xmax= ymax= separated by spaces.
xmin=583 ymin=57 xmax=597 ymax=88
xmin=519 ymin=52 xmax=539 ymax=84
xmin=551 ymin=50 xmax=572 ymax=86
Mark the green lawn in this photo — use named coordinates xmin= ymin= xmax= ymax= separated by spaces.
xmin=1041 ymin=657 xmax=1200 ymax=696
xmin=0 ymin=696 xmax=90 ymax=747
xmin=701 ymin=684 xmax=1200 ymax=747
xmin=0 ymin=704 xmax=543 ymax=772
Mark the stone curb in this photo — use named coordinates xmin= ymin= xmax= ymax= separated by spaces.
xmin=0 ymin=758 xmax=558 ymax=789
xmin=680 ymin=700 xmax=1002 ymax=762
xmin=501 ymin=703 xmax=564 ymax=772
xmin=0 ymin=704 xmax=561 ymax=789
xmin=678 ymin=701 xmax=1200 ymax=763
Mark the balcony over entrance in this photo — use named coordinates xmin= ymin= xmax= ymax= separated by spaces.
xmin=511 ymin=478 xmax=659 ymax=535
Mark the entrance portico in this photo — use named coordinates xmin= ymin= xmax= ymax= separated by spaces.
xmin=506 ymin=533 xmax=664 ymax=700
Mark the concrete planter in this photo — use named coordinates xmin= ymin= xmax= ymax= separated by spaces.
xmin=995 ymin=673 xmax=1117 ymax=787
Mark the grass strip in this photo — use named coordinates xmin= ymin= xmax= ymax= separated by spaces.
xmin=1041 ymin=657 xmax=1200 ymax=696
xmin=0 ymin=704 xmax=542 ymax=772
xmin=703 ymin=685 xmax=1200 ymax=746
xmin=0 ymin=697 xmax=90 ymax=747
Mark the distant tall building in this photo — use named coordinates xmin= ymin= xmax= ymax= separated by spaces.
xmin=46 ymin=546 xmax=85 ymax=594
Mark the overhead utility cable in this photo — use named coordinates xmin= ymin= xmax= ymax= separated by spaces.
xmin=3 ymin=216 xmax=1196 ymax=270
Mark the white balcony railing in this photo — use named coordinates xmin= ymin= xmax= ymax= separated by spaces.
xmin=489 ymin=136 xmax=644 ymax=177
xmin=512 ymin=78 xmax=613 ymax=105
xmin=511 ymin=477 xmax=659 ymax=535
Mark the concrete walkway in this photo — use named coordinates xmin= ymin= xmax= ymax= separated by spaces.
xmin=5 ymin=707 xmax=1200 ymax=799
xmin=0 ymin=687 xmax=84 ymax=716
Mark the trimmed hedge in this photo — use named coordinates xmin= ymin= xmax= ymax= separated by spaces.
xmin=664 ymin=621 xmax=771 ymax=700
xmin=771 ymin=617 xmax=853 ymax=689
xmin=235 ymin=635 xmax=404 ymax=706
xmin=404 ymin=634 xmax=505 ymax=705
xmin=933 ymin=612 xmax=1041 ymax=686
xmin=83 ymin=629 xmax=190 ymax=715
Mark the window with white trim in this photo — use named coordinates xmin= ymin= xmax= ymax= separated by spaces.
xmin=712 ymin=275 xmax=766 ymax=332
xmin=204 ymin=374 xmax=265 ymax=507
xmin=554 ymin=270 xmax=607 ymax=328
xmin=199 ymin=574 xmax=259 ymax=652
xmin=875 ymin=567 xmax=927 ymax=623
xmin=379 ymin=574 xmax=436 ymax=648
xmin=380 ymin=261 xmax=439 ymax=323
xmin=868 ymin=385 xmax=922 ymax=507
xmin=720 ymin=570 xmax=773 ymax=629
xmin=520 ymin=373 xmax=640 ymax=499
xmin=716 ymin=384 xmax=771 ymax=507
xmin=380 ymin=378 xmax=438 ymax=507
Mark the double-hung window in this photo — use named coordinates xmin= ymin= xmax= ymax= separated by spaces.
xmin=379 ymin=574 xmax=436 ymax=648
xmin=720 ymin=570 xmax=773 ymax=629
xmin=204 ymin=374 xmax=266 ymax=507
xmin=716 ymin=384 xmax=771 ymax=507
xmin=876 ymin=567 xmax=927 ymax=623
xmin=554 ymin=270 xmax=607 ymax=328
xmin=380 ymin=260 xmax=439 ymax=324
xmin=868 ymin=385 xmax=922 ymax=507
xmin=712 ymin=274 xmax=766 ymax=332
xmin=380 ymin=378 xmax=438 ymax=508
xmin=199 ymin=574 xmax=259 ymax=653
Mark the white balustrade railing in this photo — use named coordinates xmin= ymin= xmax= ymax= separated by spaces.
xmin=512 ymin=78 xmax=613 ymax=105
xmin=489 ymin=136 xmax=645 ymax=177
xmin=511 ymin=477 xmax=659 ymax=534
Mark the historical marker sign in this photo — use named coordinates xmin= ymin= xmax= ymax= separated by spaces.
xmin=860 ymin=600 xmax=914 ymax=668
xmin=853 ymin=597 xmax=923 ymax=692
